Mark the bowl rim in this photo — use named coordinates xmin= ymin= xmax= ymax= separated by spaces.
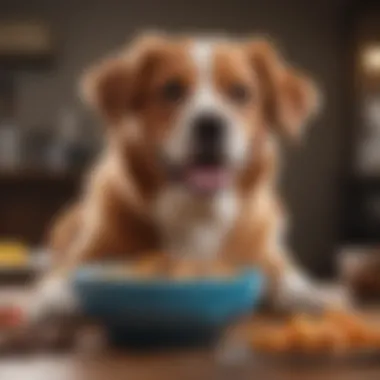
xmin=73 ymin=264 xmax=264 ymax=289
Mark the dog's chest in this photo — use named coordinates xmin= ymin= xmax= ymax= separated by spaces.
xmin=154 ymin=188 xmax=239 ymax=259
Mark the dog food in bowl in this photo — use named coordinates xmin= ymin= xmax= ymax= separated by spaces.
xmin=101 ymin=255 xmax=238 ymax=280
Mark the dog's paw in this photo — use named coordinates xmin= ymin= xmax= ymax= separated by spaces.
xmin=313 ymin=284 xmax=354 ymax=311
xmin=25 ymin=275 xmax=79 ymax=324
xmin=273 ymin=271 xmax=354 ymax=313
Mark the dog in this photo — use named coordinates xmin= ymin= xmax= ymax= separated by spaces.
xmin=29 ymin=32 xmax=349 ymax=319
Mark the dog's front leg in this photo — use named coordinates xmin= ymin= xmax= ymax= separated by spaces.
xmin=263 ymin=251 xmax=352 ymax=312
xmin=26 ymin=221 xmax=104 ymax=322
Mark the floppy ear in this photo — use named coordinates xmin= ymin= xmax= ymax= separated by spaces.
xmin=81 ymin=57 xmax=131 ymax=124
xmin=80 ymin=33 xmax=167 ymax=125
xmin=246 ymin=39 xmax=321 ymax=139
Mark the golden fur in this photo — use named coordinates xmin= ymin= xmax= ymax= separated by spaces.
xmin=44 ymin=33 xmax=320 ymax=304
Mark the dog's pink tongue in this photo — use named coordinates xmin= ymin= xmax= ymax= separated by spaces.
xmin=186 ymin=167 xmax=229 ymax=193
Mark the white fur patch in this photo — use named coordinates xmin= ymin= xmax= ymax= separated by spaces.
xmin=274 ymin=269 xmax=351 ymax=311
xmin=190 ymin=40 xmax=224 ymax=116
xmin=154 ymin=187 xmax=238 ymax=260
xmin=164 ymin=38 xmax=248 ymax=168
xmin=192 ymin=41 xmax=213 ymax=79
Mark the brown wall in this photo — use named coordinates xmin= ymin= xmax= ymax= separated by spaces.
xmin=0 ymin=0 xmax=348 ymax=275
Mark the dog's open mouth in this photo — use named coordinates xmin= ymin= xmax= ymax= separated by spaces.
xmin=160 ymin=154 xmax=233 ymax=195
xmin=183 ymin=165 xmax=231 ymax=194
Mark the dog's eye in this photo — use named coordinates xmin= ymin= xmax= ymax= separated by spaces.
xmin=159 ymin=79 xmax=187 ymax=103
xmin=227 ymin=83 xmax=252 ymax=104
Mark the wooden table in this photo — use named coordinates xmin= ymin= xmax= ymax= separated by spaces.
xmin=2 ymin=345 xmax=380 ymax=380
xmin=2 ymin=287 xmax=380 ymax=380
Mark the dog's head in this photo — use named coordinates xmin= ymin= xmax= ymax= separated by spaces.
xmin=82 ymin=33 xmax=320 ymax=195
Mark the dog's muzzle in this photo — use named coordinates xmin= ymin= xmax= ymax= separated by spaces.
xmin=164 ymin=112 xmax=233 ymax=195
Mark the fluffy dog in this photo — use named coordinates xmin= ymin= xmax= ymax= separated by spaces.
xmin=30 ymin=33 xmax=348 ymax=318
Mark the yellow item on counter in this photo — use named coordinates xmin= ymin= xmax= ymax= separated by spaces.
xmin=0 ymin=241 xmax=29 ymax=268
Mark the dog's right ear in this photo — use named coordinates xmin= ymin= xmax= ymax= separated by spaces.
xmin=81 ymin=33 xmax=167 ymax=125
xmin=81 ymin=57 xmax=132 ymax=124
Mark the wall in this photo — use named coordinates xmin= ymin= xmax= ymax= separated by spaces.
xmin=0 ymin=0 xmax=348 ymax=276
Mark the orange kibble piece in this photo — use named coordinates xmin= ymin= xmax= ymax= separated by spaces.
xmin=316 ymin=320 xmax=350 ymax=354
xmin=119 ymin=254 xmax=240 ymax=279
xmin=324 ymin=309 xmax=372 ymax=349
xmin=169 ymin=260 xmax=198 ymax=279
xmin=252 ymin=327 xmax=292 ymax=353
xmin=251 ymin=310 xmax=380 ymax=356
xmin=134 ymin=262 xmax=158 ymax=277
xmin=288 ymin=315 xmax=313 ymax=336
xmin=286 ymin=315 xmax=326 ymax=353
xmin=133 ymin=255 xmax=171 ymax=277
xmin=352 ymin=323 xmax=380 ymax=350
xmin=208 ymin=261 xmax=235 ymax=277
xmin=251 ymin=332 xmax=270 ymax=351
xmin=368 ymin=328 xmax=380 ymax=349
xmin=325 ymin=310 xmax=365 ymax=334
xmin=350 ymin=328 xmax=373 ymax=349
xmin=267 ymin=329 xmax=292 ymax=352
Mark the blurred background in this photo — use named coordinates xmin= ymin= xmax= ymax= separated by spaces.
xmin=0 ymin=0 xmax=378 ymax=284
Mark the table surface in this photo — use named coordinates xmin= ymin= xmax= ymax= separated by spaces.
xmin=1 ymin=287 xmax=380 ymax=380
xmin=3 ymin=349 xmax=380 ymax=380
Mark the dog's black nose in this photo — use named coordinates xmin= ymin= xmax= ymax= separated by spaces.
xmin=193 ymin=113 xmax=226 ymax=146
xmin=192 ymin=113 xmax=227 ymax=165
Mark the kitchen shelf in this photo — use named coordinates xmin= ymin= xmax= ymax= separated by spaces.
xmin=0 ymin=169 xmax=81 ymax=183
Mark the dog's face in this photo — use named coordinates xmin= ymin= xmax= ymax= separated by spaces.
xmin=82 ymin=34 xmax=319 ymax=195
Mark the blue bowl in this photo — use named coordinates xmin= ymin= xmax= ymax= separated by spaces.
xmin=73 ymin=265 xmax=265 ymax=348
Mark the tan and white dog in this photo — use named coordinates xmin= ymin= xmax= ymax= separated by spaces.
xmin=30 ymin=33 xmax=348 ymax=318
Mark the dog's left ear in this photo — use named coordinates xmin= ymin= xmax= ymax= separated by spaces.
xmin=245 ymin=39 xmax=321 ymax=139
